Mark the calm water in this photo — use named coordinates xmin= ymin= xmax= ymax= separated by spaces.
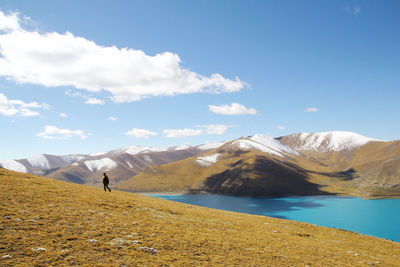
xmin=148 ymin=194 xmax=400 ymax=242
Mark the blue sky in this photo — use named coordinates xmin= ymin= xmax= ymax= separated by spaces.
xmin=0 ymin=0 xmax=399 ymax=160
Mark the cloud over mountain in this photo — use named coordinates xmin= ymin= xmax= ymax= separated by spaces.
xmin=125 ymin=128 xmax=157 ymax=139
xmin=0 ymin=11 xmax=246 ymax=103
xmin=209 ymin=103 xmax=257 ymax=115
xmin=164 ymin=128 xmax=204 ymax=138
xmin=201 ymin=124 xmax=233 ymax=135
xmin=37 ymin=125 xmax=87 ymax=140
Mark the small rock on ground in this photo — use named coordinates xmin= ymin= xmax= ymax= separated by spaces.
xmin=32 ymin=247 xmax=47 ymax=252
xmin=139 ymin=247 xmax=157 ymax=254
xmin=108 ymin=238 xmax=141 ymax=247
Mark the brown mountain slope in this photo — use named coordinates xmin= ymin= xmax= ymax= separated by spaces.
xmin=345 ymin=140 xmax=400 ymax=197
xmin=46 ymin=148 xmax=206 ymax=186
xmin=197 ymin=155 xmax=327 ymax=197
xmin=116 ymin=139 xmax=400 ymax=198
xmin=0 ymin=145 xmax=211 ymax=187
xmin=1 ymin=168 xmax=400 ymax=266
xmin=289 ymin=140 xmax=400 ymax=197
xmin=115 ymin=144 xmax=334 ymax=196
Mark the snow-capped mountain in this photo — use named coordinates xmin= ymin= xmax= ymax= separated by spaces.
xmin=116 ymin=131 xmax=400 ymax=198
xmin=83 ymin=158 xmax=118 ymax=172
xmin=0 ymin=143 xmax=219 ymax=174
xmin=0 ymin=131 xmax=381 ymax=176
xmin=278 ymin=131 xmax=380 ymax=153
xmin=0 ymin=159 xmax=27 ymax=173
xmin=230 ymin=134 xmax=299 ymax=157
xmin=3 ymin=131 xmax=398 ymax=197
xmin=0 ymin=154 xmax=89 ymax=174
xmin=0 ymin=143 xmax=221 ymax=185
xmin=191 ymin=132 xmax=365 ymax=169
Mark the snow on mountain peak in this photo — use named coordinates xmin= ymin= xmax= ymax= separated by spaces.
xmin=196 ymin=141 xmax=227 ymax=150
xmin=84 ymin=158 xmax=117 ymax=172
xmin=27 ymin=154 xmax=50 ymax=169
xmin=232 ymin=134 xmax=299 ymax=157
xmin=0 ymin=160 xmax=27 ymax=173
xmin=63 ymin=154 xmax=87 ymax=162
xmin=196 ymin=153 xmax=220 ymax=167
xmin=122 ymin=145 xmax=168 ymax=155
xmin=288 ymin=131 xmax=379 ymax=152
xmin=173 ymin=144 xmax=192 ymax=151
xmin=89 ymin=151 xmax=107 ymax=157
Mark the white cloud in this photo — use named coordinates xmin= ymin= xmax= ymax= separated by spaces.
xmin=59 ymin=112 xmax=67 ymax=117
xmin=305 ymin=107 xmax=318 ymax=112
xmin=108 ymin=116 xmax=117 ymax=121
xmin=345 ymin=6 xmax=361 ymax=15
xmin=125 ymin=128 xmax=157 ymax=139
xmin=162 ymin=124 xmax=232 ymax=138
xmin=0 ymin=11 xmax=20 ymax=32
xmin=164 ymin=128 xmax=204 ymax=138
xmin=0 ymin=11 xmax=246 ymax=103
xmin=0 ymin=92 xmax=49 ymax=117
xmin=65 ymin=91 xmax=82 ymax=98
xmin=37 ymin=125 xmax=87 ymax=140
xmin=209 ymin=102 xmax=257 ymax=115
xmin=200 ymin=124 xmax=233 ymax=135
xmin=277 ymin=125 xmax=286 ymax=130
xmin=85 ymin=97 xmax=105 ymax=105
xmin=65 ymin=91 xmax=106 ymax=105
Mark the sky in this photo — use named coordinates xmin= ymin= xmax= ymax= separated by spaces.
xmin=0 ymin=0 xmax=399 ymax=160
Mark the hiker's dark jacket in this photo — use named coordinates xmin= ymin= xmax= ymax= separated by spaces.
xmin=102 ymin=175 xmax=109 ymax=185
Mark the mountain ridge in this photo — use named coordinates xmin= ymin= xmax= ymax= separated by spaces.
xmin=0 ymin=143 xmax=223 ymax=185
xmin=278 ymin=131 xmax=381 ymax=152
xmin=2 ymin=131 xmax=399 ymax=197
xmin=115 ymin=131 xmax=400 ymax=198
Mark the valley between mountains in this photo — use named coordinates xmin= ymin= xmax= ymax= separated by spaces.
xmin=2 ymin=131 xmax=400 ymax=198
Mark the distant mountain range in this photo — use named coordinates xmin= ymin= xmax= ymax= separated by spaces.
xmin=2 ymin=131 xmax=400 ymax=198
xmin=0 ymin=142 xmax=224 ymax=186
xmin=115 ymin=131 xmax=400 ymax=198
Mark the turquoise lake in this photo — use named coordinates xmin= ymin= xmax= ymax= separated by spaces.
xmin=148 ymin=194 xmax=400 ymax=242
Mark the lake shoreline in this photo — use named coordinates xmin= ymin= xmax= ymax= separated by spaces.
xmin=136 ymin=190 xmax=400 ymax=200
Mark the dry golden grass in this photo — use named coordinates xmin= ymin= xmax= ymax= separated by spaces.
xmin=1 ymin=168 xmax=400 ymax=266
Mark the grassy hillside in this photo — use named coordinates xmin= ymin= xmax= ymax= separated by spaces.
xmin=1 ymin=168 xmax=400 ymax=266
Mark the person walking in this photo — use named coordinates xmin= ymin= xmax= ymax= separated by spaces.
xmin=102 ymin=172 xmax=111 ymax=192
